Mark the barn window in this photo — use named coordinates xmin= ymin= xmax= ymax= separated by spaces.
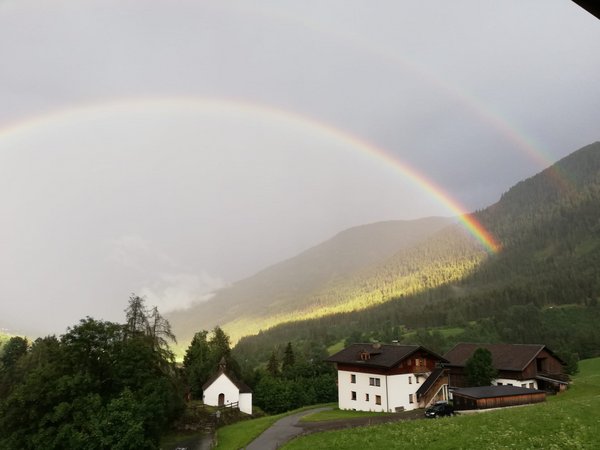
xmin=365 ymin=393 xmax=370 ymax=401
xmin=409 ymin=394 xmax=414 ymax=404
xmin=369 ymin=377 xmax=381 ymax=387
xmin=351 ymin=374 xmax=356 ymax=383
xmin=351 ymin=391 xmax=357 ymax=401
xmin=375 ymin=395 xmax=381 ymax=405
xmin=408 ymin=376 xmax=412 ymax=384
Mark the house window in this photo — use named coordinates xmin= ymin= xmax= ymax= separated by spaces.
xmin=409 ymin=394 xmax=414 ymax=404
xmin=375 ymin=395 xmax=381 ymax=405
xmin=529 ymin=383 xmax=535 ymax=389
xmin=497 ymin=382 xmax=503 ymax=386
xmin=521 ymin=383 xmax=526 ymax=388
xmin=350 ymin=374 xmax=356 ymax=384
xmin=365 ymin=393 xmax=370 ymax=401
xmin=369 ymin=377 xmax=381 ymax=387
xmin=351 ymin=391 xmax=357 ymax=401
xmin=408 ymin=376 xmax=412 ymax=384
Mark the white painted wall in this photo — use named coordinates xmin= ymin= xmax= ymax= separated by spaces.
xmin=239 ymin=392 xmax=253 ymax=415
xmin=493 ymin=378 xmax=537 ymax=389
xmin=338 ymin=370 xmax=386 ymax=412
xmin=203 ymin=373 xmax=254 ymax=414
xmin=386 ymin=373 xmax=425 ymax=412
xmin=337 ymin=370 xmax=428 ymax=412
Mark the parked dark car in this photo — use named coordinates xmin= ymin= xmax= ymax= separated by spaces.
xmin=425 ymin=402 xmax=454 ymax=418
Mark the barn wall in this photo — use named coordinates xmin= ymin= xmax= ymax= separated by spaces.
xmin=454 ymin=393 xmax=545 ymax=410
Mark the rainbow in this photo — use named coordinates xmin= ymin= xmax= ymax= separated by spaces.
xmin=0 ymin=96 xmax=501 ymax=253
xmin=227 ymin=3 xmax=566 ymax=183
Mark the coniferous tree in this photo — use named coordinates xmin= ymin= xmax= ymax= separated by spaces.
xmin=267 ymin=350 xmax=280 ymax=377
xmin=124 ymin=294 xmax=149 ymax=337
xmin=282 ymin=342 xmax=295 ymax=374
xmin=465 ymin=348 xmax=497 ymax=387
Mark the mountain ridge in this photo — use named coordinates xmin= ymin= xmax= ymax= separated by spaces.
xmin=167 ymin=216 xmax=456 ymax=343
xmin=170 ymin=141 xmax=600 ymax=352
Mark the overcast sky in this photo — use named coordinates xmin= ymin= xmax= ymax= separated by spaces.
xmin=1 ymin=0 xmax=599 ymax=336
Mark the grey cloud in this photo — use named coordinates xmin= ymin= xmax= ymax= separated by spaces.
xmin=1 ymin=0 xmax=598 ymax=335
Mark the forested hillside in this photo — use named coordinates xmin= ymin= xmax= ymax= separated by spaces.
xmin=233 ymin=142 xmax=600 ymax=369
xmin=168 ymin=217 xmax=455 ymax=344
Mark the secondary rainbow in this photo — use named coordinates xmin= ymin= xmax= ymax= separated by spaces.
xmin=0 ymin=96 xmax=501 ymax=253
xmin=235 ymin=3 xmax=567 ymax=188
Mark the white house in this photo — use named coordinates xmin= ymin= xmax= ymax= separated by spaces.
xmin=326 ymin=343 xmax=450 ymax=412
xmin=203 ymin=358 xmax=253 ymax=415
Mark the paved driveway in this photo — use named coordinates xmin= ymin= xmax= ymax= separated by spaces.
xmin=246 ymin=407 xmax=424 ymax=449
xmin=245 ymin=407 xmax=332 ymax=450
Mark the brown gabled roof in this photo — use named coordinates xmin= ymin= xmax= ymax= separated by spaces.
xmin=325 ymin=343 xmax=448 ymax=369
xmin=202 ymin=370 xmax=252 ymax=393
xmin=443 ymin=343 xmax=563 ymax=372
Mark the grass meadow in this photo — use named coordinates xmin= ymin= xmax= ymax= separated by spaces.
xmin=282 ymin=358 xmax=600 ymax=450
xmin=300 ymin=408 xmax=393 ymax=422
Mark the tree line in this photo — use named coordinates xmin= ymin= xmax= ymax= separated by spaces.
xmin=0 ymin=296 xmax=183 ymax=449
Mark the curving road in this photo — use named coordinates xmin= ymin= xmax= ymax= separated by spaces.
xmin=245 ymin=406 xmax=425 ymax=449
xmin=245 ymin=407 xmax=332 ymax=450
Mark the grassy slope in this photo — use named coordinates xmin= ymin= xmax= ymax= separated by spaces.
xmin=283 ymin=358 xmax=600 ymax=450
xmin=300 ymin=409 xmax=393 ymax=422
xmin=0 ymin=332 xmax=16 ymax=352
xmin=0 ymin=332 xmax=10 ymax=348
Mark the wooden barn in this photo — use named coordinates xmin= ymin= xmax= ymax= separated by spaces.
xmin=444 ymin=343 xmax=569 ymax=393
xmin=452 ymin=385 xmax=546 ymax=411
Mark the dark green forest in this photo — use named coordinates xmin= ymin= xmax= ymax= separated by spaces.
xmin=233 ymin=142 xmax=600 ymax=372
xmin=0 ymin=296 xmax=184 ymax=449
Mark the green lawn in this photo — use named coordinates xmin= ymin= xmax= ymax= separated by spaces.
xmin=214 ymin=403 xmax=336 ymax=449
xmin=283 ymin=358 xmax=600 ymax=450
xmin=403 ymin=326 xmax=465 ymax=340
xmin=300 ymin=408 xmax=393 ymax=422
xmin=327 ymin=340 xmax=345 ymax=355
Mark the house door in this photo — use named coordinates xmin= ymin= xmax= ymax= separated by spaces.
xmin=218 ymin=393 xmax=225 ymax=406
